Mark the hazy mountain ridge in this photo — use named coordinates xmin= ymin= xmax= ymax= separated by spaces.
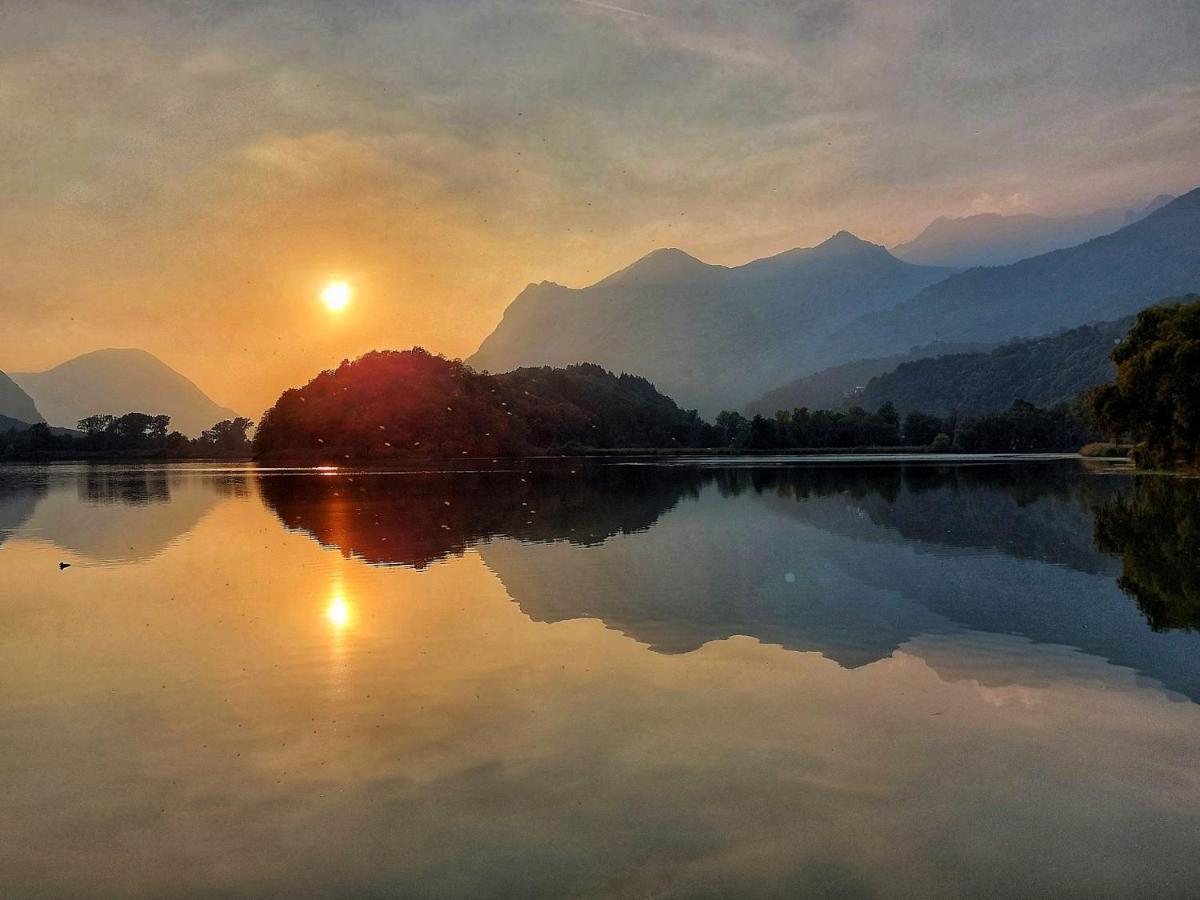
xmin=823 ymin=187 xmax=1200 ymax=368
xmin=12 ymin=349 xmax=237 ymax=437
xmin=891 ymin=194 xmax=1175 ymax=268
xmin=470 ymin=233 xmax=953 ymax=415
xmin=0 ymin=371 xmax=43 ymax=426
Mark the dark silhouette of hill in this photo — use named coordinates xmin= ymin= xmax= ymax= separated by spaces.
xmin=469 ymin=233 xmax=952 ymax=415
xmin=253 ymin=348 xmax=713 ymax=459
xmin=855 ymin=317 xmax=1133 ymax=415
xmin=826 ymin=187 xmax=1200 ymax=364
xmin=0 ymin=371 xmax=42 ymax=425
xmin=745 ymin=340 xmax=990 ymax=416
xmin=891 ymin=194 xmax=1174 ymax=268
xmin=12 ymin=349 xmax=237 ymax=437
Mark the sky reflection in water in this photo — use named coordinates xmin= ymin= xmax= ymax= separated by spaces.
xmin=1 ymin=460 xmax=1198 ymax=898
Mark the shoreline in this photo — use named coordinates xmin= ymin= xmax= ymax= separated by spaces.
xmin=0 ymin=451 xmax=1134 ymax=469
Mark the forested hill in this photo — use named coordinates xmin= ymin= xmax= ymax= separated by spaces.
xmin=253 ymin=349 xmax=711 ymax=459
xmin=858 ymin=317 xmax=1133 ymax=415
xmin=744 ymin=340 xmax=990 ymax=416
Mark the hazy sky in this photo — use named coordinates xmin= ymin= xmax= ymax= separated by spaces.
xmin=1 ymin=0 xmax=1197 ymax=414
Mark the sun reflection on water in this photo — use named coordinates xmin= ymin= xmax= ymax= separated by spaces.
xmin=325 ymin=592 xmax=352 ymax=630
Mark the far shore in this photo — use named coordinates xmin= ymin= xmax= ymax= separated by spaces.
xmin=0 ymin=447 xmax=1136 ymax=465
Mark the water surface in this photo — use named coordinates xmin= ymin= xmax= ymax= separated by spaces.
xmin=1 ymin=458 xmax=1198 ymax=897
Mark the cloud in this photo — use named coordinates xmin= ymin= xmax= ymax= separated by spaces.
xmin=966 ymin=192 xmax=1033 ymax=216
xmin=568 ymin=0 xmax=657 ymax=21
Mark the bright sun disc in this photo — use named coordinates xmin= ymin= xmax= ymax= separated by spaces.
xmin=321 ymin=280 xmax=352 ymax=312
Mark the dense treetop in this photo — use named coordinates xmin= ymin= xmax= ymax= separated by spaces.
xmin=1087 ymin=295 xmax=1200 ymax=468
xmin=252 ymin=349 xmax=710 ymax=459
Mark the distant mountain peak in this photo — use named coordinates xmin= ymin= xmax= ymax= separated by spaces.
xmin=12 ymin=349 xmax=237 ymax=436
xmin=892 ymin=190 xmax=1181 ymax=269
xmin=596 ymin=247 xmax=716 ymax=288
xmin=813 ymin=230 xmax=884 ymax=254
xmin=470 ymin=228 xmax=952 ymax=414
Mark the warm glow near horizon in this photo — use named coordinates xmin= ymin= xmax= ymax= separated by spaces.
xmin=321 ymin=281 xmax=352 ymax=313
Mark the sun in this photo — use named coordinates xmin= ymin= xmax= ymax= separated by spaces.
xmin=321 ymin=280 xmax=352 ymax=312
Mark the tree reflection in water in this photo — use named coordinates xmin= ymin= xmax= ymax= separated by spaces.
xmin=1093 ymin=475 xmax=1200 ymax=631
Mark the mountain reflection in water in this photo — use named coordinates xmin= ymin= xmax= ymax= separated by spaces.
xmin=259 ymin=460 xmax=1200 ymax=697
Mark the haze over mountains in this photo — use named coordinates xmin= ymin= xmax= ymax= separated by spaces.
xmin=890 ymin=194 xmax=1175 ymax=269
xmin=474 ymin=186 xmax=1200 ymax=415
xmin=0 ymin=372 xmax=42 ymax=426
xmin=10 ymin=349 xmax=236 ymax=437
xmin=470 ymin=233 xmax=951 ymax=415
xmin=826 ymin=188 xmax=1200 ymax=368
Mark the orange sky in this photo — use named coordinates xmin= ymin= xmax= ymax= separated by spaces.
xmin=1 ymin=1 xmax=1197 ymax=416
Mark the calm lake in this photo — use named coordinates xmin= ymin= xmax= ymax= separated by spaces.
xmin=2 ymin=458 xmax=1198 ymax=897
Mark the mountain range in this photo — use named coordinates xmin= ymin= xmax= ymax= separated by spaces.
xmin=4 ymin=186 xmax=1196 ymax=434
xmin=470 ymin=232 xmax=952 ymax=415
xmin=473 ymin=185 xmax=1200 ymax=415
xmin=825 ymin=188 xmax=1200 ymax=369
xmin=10 ymin=349 xmax=236 ymax=437
xmin=890 ymin=194 xmax=1175 ymax=268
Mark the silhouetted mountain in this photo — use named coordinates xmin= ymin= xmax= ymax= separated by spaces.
xmin=826 ymin=188 xmax=1200 ymax=366
xmin=12 ymin=349 xmax=237 ymax=437
xmin=469 ymin=233 xmax=952 ymax=415
xmin=891 ymin=194 xmax=1175 ymax=268
xmin=0 ymin=371 xmax=42 ymax=425
xmin=855 ymin=317 xmax=1133 ymax=415
xmin=745 ymin=340 xmax=990 ymax=416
